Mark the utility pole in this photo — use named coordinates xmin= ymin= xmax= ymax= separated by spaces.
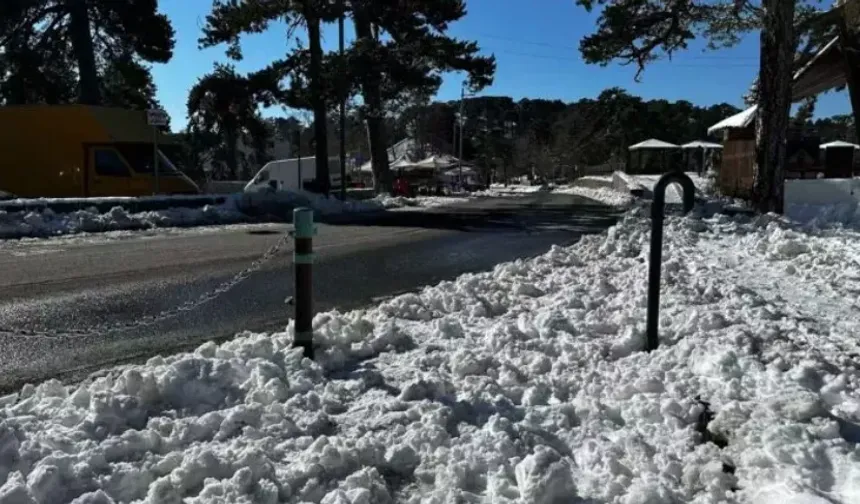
xmin=338 ymin=0 xmax=347 ymax=200
xmin=458 ymin=82 xmax=465 ymax=190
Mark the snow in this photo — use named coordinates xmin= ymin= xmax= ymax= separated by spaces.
xmin=819 ymin=141 xmax=860 ymax=150
xmin=0 ymin=195 xmax=228 ymax=208
xmin=241 ymin=190 xmax=385 ymax=216
xmin=0 ymin=224 xmax=285 ymax=257
xmin=633 ymin=173 xmax=715 ymax=203
xmin=708 ymin=106 xmax=757 ymax=135
xmin=0 ymin=190 xmax=390 ymax=240
xmin=0 ymin=200 xmax=249 ymax=240
xmin=628 ymin=139 xmax=680 ymax=150
xmin=3 ymin=203 xmax=860 ymax=502
xmin=476 ymin=184 xmax=547 ymax=196
xmin=552 ymin=186 xmax=634 ymax=207
xmin=371 ymin=195 xmax=471 ymax=210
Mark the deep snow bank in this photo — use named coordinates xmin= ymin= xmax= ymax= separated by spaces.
xmin=2 ymin=207 xmax=860 ymax=502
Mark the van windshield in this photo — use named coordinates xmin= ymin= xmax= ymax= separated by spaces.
xmin=254 ymin=169 xmax=270 ymax=183
xmin=115 ymin=143 xmax=181 ymax=175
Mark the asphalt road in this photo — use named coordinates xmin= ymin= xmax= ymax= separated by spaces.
xmin=0 ymin=192 xmax=621 ymax=391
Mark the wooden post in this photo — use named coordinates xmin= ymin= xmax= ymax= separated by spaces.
xmin=838 ymin=1 xmax=860 ymax=145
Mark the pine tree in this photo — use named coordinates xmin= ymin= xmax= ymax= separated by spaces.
xmin=0 ymin=0 xmax=174 ymax=107
xmin=201 ymin=0 xmax=339 ymax=194
xmin=347 ymin=0 xmax=495 ymax=193
xmin=187 ymin=64 xmax=276 ymax=180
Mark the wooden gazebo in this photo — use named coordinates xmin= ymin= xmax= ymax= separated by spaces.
xmin=626 ymin=139 xmax=680 ymax=174
xmin=681 ymin=141 xmax=723 ymax=174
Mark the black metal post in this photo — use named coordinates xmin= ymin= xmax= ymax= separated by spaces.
xmin=646 ymin=171 xmax=696 ymax=352
xmin=293 ymin=207 xmax=314 ymax=359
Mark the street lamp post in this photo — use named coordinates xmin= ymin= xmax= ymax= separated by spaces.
xmin=338 ymin=1 xmax=346 ymax=201
xmin=458 ymin=85 xmax=465 ymax=190
xmin=504 ymin=119 xmax=517 ymax=187
xmin=457 ymin=81 xmax=477 ymax=192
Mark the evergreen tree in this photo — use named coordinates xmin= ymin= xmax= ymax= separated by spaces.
xmin=347 ymin=0 xmax=495 ymax=193
xmin=0 ymin=0 xmax=174 ymax=107
xmin=187 ymin=64 xmax=275 ymax=180
xmin=201 ymin=0 xmax=339 ymax=194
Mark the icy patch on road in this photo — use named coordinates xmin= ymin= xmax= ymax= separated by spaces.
xmin=3 ymin=207 xmax=860 ymax=502
xmin=0 ymin=223 xmax=286 ymax=256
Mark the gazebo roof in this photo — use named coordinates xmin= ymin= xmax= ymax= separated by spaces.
xmin=681 ymin=141 xmax=724 ymax=149
xmin=628 ymin=139 xmax=680 ymax=151
xmin=821 ymin=140 xmax=860 ymax=149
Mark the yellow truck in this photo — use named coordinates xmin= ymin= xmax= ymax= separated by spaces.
xmin=0 ymin=105 xmax=200 ymax=198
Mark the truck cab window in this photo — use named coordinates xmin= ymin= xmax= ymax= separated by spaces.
xmin=94 ymin=149 xmax=131 ymax=177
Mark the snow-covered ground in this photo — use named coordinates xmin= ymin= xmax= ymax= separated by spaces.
xmin=552 ymin=185 xmax=634 ymax=207
xmin=0 ymin=223 xmax=286 ymax=257
xmin=633 ymin=173 xmax=716 ymax=203
xmin=478 ymin=184 xmax=547 ymax=197
xmin=0 ymin=191 xmax=385 ymax=240
xmin=372 ymin=195 xmax=471 ymax=210
xmin=0 ymin=202 xmax=249 ymax=240
xmin=3 ymin=204 xmax=860 ymax=502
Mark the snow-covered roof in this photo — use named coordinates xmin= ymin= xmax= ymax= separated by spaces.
xmin=442 ymin=166 xmax=477 ymax=177
xmin=681 ymin=141 xmax=723 ymax=150
xmin=707 ymin=106 xmax=758 ymax=135
xmin=628 ymin=139 xmax=680 ymax=151
xmin=357 ymin=138 xmax=417 ymax=173
xmin=820 ymin=140 xmax=860 ymax=149
xmin=391 ymin=158 xmax=417 ymax=169
xmin=414 ymin=154 xmax=462 ymax=169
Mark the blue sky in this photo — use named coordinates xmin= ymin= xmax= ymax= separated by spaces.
xmin=151 ymin=0 xmax=851 ymax=131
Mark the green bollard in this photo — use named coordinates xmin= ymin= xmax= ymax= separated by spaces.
xmin=293 ymin=207 xmax=315 ymax=359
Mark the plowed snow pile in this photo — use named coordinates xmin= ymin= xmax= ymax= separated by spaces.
xmin=2 ymin=206 xmax=860 ymax=503
xmin=0 ymin=204 xmax=248 ymax=240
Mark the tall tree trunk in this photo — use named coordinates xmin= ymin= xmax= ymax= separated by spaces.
xmin=752 ymin=0 xmax=795 ymax=214
xmin=68 ymin=0 xmax=101 ymax=105
xmin=353 ymin=11 xmax=392 ymax=194
xmin=225 ymin=126 xmax=239 ymax=180
xmin=837 ymin=2 xmax=860 ymax=145
xmin=304 ymin=6 xmax=330 ymax=195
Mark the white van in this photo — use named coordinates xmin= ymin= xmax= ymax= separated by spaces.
xmin=244 ymin=156 xmax=342 ymax=193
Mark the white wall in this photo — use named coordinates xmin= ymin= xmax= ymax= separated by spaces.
xmin=784 ymin=178 xmax=860 ymax=224
xmin=784 ymin=178 xmax=860 ymax=206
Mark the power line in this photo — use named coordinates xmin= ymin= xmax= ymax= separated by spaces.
xmin=473 ymin=31 xmax=758 ymax=61
xmin=487 ymin=48 xmax=758 ymax=68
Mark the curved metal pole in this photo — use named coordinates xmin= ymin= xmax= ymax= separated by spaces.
xmin=646 ymin=171 xmax=696 ymax=351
